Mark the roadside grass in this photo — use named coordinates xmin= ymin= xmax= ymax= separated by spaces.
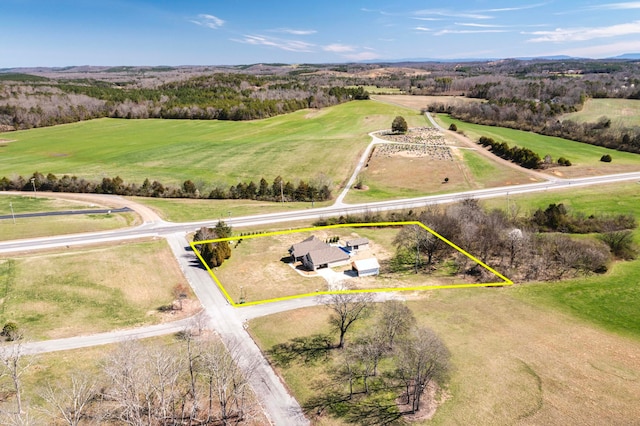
xmin=248 ymin=288 xmax=640 ymax=425
xmin=0 ymin=194 xmax=95 ymax=215
xmin=131 ymin=196 xmax=332 ymax=222
xmin=562 ymin=98 xmax=640 ymax=127
xmin=436 ymin=114 xmax=640 ymax=176
xmin=0 ymin=240 xmax=191 ymax=340
xmin=0 ymin=212 xmax=136 ymax=241
xmin=482 ymin=181 xmax=640 ymax=220
xmin=1 ymin=101 xmax=426 ymax=189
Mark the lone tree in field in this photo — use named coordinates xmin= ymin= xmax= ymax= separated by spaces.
xmin=326 ymin=293 xmax=373 ymax=349
xmin=391 ymin=116 xmax=408 ymax=134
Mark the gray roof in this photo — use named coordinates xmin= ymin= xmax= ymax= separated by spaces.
xmin=346 ymin=238 xmax=369 ymax=247
xmin=307 ymin=246 xmax=350 ymax=266
xmin=289 ymin=236 xmax=327 ymax=259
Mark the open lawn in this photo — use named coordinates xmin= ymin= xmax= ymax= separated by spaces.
xmin=249 ymin=288 xmax=640 ymax=425
xmin=562 ymin=98 xmax=640 ymax=127
xmin=0 ymin=101 xmax=426 ymax=189
xmin=0 ymin=240 xmax=194 ymax=340
xmin=436 ymin=114 xmax=640 ymax=177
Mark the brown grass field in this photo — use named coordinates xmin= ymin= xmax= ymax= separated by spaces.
xmin=372 ymin=95 xmax=483 ymax=111
xmin=248 ymin=287 xmax=640 ymax=425
xmin=0 ymin=240 xmax=196 ymax=339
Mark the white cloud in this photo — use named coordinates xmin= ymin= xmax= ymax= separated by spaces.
xmin=343 ymin=51 xmax=380 ymax=61
xmin=527 ymin=21 xmax=640 ymax=42
xmin=435 ymin=29 xmax=508 ymax=36
xmin=478 ymin=3 xmax=549 ymax=13
xmin=414 ymin=26 xmax=432 ymax=32
xmin=455 ymin=22 xmax=506 ymax=28
xmin=323 ymin=44 xmax=355 ymax=53
xmin=233 ymin=35 xmax=314 ymax=52
xmin=413 ymin=9 xmax=493 ymax=20
xmin=190 ymin=14 xmax=225 ymax=29
xmin=273 ymin=28 xmax=317 ymax=35
xmin=588 ymin=2 xmax=640 ymax=10
xmin=548 ymin=40 xmax=640 ymax=57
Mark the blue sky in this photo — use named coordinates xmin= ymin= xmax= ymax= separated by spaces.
xmin=2 ymin=1 xmax=640 ymax=67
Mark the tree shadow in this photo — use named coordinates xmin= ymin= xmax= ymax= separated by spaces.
xmin=343 ymin=397 xmax=405 ymax=426
xmin=268 ymin=334 xmax=333 ymax=367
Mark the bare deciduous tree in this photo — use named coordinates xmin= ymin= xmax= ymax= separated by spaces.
xmin=395 ymin=327 xmax=450 ymax=413
xmin=40 ymin=374 xmax=97 ymax=426
xmin=326 ymin=293 xmax=373 ymax=349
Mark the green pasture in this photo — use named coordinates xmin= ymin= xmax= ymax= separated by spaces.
xmin=437 ymin=115 xmax=640 ymax=171
xmin=562 ymin=98 xmax=640 ymax=127
xmin=0 ymin=101 xmax=426 ymax=189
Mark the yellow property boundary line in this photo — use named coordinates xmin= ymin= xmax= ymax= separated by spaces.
xmin=189 ymin=222 xmax=513 ymax=307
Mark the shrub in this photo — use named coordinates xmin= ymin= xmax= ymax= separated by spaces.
xmin=558 ymin=157 xmax=572 ymax=166
xmin=391 ymin=116 xmax=408 ymax=134
xmin=600 ymin=154 xmax=612 ymax=162
xmin=2 ymin=322 xmax=19 ymax=341
xmin=448 ymin=123 xmax=457 ymax=131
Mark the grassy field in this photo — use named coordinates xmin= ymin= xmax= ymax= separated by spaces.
xmin=0 ymin=193 xmax=136 ymax=240
xmin=562 ymin=98 xmax=640 ymax=127
xmin=0 ymin=240 xmax=193 ymax=339
xmin=1 ymin=101 xmax=426 ymax=189
xmin=249 ymin=289 xmax=640 ymax=425
xmin=372 ymin=95 xmax=483 ymax=110
xmin=436 ymin=114 xmax=640 ymax=177
xmin=132 ymin=196 xmax=332 ymax=222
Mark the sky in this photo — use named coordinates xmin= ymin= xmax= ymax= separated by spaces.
xmin=2 ymin=0 xmax=640 ymax=67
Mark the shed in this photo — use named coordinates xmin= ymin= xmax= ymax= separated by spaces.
xmin=345 ymin=238 xmax=369 ymax=252
xmin=352 ymin=258 xmax=380 ymax=277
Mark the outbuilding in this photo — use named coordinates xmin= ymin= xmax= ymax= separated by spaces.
xmin=352 ymin=258 xmax=380 ymax=277
xmin=345 ymin=238 xmax=369 ymax=252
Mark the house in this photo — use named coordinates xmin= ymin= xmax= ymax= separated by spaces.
xmin=303 ymin=246 xmax=351 ymax=271
xmin=289 ymin=236 xmax=327 ymax=262
xmin=289 ymin=235 xmax=351 ymax=271
xmin=352 ymin=258 xmax=380 ymax=277
xmin=345 ymin=238 xmax=369 ymax=252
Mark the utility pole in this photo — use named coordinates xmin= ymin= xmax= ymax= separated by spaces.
xmin=280 ymin=179 xmax=284 ymax=203
xmin=30 ymin=177 xmax=36 ymax=195
xmin=9 ymin=202 xmax=15 ymax=225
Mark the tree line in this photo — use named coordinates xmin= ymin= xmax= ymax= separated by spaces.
xmin=0 ymin=72 xmax=369 ymax=130
xmin=0 ymin=172 xmax=332 ymax=202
